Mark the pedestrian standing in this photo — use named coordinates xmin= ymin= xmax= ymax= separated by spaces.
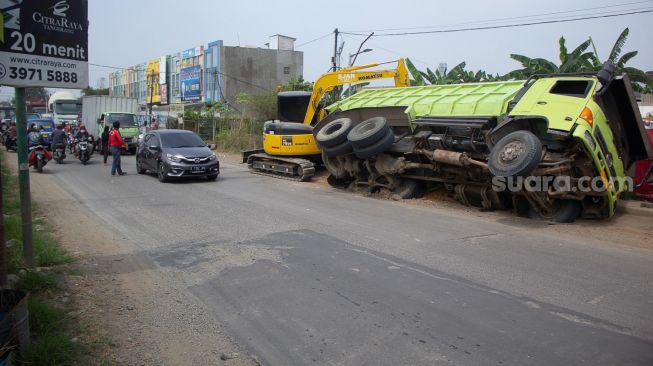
xmin=100 ymin=126 xmax=110 ymax=164
xmin=108 ymin=121 xmax=126 ymax=176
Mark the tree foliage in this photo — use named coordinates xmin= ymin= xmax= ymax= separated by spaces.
xmin=506 ymin=28 xmax=652 ymax=92
xmin=282 ymin=77 xmax=313 ymax=92
xmin=81 ymin=87 xmax=109 ymax=96
xmin=236 ymin=91 xmax=277 ymax=121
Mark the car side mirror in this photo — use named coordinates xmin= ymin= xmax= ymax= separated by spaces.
xmin=149 ymin=145 xmax=160 ymax=151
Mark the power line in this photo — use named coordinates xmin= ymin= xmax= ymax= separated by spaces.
xmin=342 ymin=9 xmax=653 ymax=37
xmin=342 ymin=1 xmax=653 ymax=33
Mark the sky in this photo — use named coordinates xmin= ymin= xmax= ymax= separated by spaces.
xmin=1 ymin=0 xmax=652 ymax=100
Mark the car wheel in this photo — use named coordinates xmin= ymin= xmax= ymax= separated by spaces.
xmin=488 ymin=130 xmax=542 ymax=178
xmin=157 ymin=162 xmax=169 ymax=183
xmin=315 ymin=118 xmax=353 ymax=148
xmin=528 ymin=200 xmax=581 ymax=223
xmin=322 ymin=139 xmax=353 ymax=157
xmin=136 ymin=157 xmax=146 ymax=174
xmin=207 ymin=174 xmax=218 ymax=181
xmin=347 ymin=117 xmax=390 ymax=149
xmin=353 ymin=129 xmax=395 ymax=159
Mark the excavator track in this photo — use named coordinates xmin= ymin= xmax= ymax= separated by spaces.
xmin=247 ymin=153 xmax=316 ymax=182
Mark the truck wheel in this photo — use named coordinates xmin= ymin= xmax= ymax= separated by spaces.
xmin=393 ymin=179 xmax=425 ymax=199
xmin=354 ymin=129 xmax=395 ymax=159
xmin=528 ymin=200 xmax=581 ymax=223
xmin=488 ymin=130 xmax=542 ymax=177
xmin=315 ymin=118 xmax=352 ymax=148
xmin=347 ymin=117 xmax=390 ymax=148
xmin=323 ymin=140 xmax=353 ymax=157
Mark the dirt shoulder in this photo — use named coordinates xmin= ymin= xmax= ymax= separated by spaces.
xmin=3 ymin=153 xmax=256 ymax=365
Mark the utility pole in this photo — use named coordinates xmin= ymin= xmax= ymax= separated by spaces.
xmin=332 ymin=28 xmax=339 ymax=72
xmin=0 ymin=159 xmax=7 ymax=286
xmin=14 ymin=87 xmax=34 ymax=267
xmin=148 ymin=72 xmax=154 ymax=120
xmin=212 ymin=69 xmax=217 ymax=142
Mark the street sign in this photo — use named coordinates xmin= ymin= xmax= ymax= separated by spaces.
xmin=0 ymin=0 xmax=88 ymax=89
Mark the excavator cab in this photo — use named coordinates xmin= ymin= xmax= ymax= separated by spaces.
xmin=278 ymin=91 xmax=312 ymax=123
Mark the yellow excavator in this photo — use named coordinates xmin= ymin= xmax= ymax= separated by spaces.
xmin=243 ymin=58 xmax=410 ymax=181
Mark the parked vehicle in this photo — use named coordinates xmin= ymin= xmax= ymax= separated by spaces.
xmin=53 ymin=143 xmax=66 ymax=164
xmin=82 ymin=96 xmax=139 ymax=153
xmin=77 ymin=137 xmax=91 ymax=165
xmin=48 ymin=91 xmax=81 ymax=127
xmin=136 ymin=130 xmax=219 ymax=182
xmin=4 ymin=136 xmax=16 ymax=152
xmin=314 ymin=63 xmax=652 ymax=222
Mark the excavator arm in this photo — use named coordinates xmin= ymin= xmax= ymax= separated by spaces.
xmin=303 ymin=58 xmax=410 ymax=125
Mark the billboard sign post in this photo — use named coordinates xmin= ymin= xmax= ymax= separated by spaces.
xmin=0 ymin=0 xmax=89 ymax=268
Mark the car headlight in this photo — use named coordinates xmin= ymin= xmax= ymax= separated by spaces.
xmin=208 ymin=153 xmax=216 ymax=161
xmin=166 ymin=153 xmax=182 ymax=162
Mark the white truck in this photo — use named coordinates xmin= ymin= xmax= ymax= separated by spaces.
xmin=47 ymin=91 xmax=82 ymax=126
xmin=82 ymin=96 xmax=140 ymax=153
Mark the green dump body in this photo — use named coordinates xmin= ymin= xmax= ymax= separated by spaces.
xmin=329 ymin=81 xmax=526 ymax=124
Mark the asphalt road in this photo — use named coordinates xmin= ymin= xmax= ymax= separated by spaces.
xmin=38 ymin=154 xmax=653 ymax=365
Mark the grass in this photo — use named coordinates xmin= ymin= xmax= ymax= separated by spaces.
xmin=1 ymin=152 xmax=84 ymax=365
xmin=26 ymin=298 xmax=83 ymax=366
xmin=213 ymin=119 xmax=263 ymax=153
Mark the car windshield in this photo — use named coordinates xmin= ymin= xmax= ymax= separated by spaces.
xmin=54 ymin=102 xmax=82 ymax=114
xmin=160 ymin=132 xmax=206 ymax=148
xmin=107 ymin=113 xmax=137 ymax=128
xmin=35 ymin=120 xmax=53 ymax=129
xmin=28 ymin=114 xmax=40 ymax=120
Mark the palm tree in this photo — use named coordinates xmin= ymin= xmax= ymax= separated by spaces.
xmin=406 ymin=59 xmax=501 ymax=86
xmin=506 ymin=28 xmax=652 ymax=91
xmin=601 ymin=28 xmax=652 ymax=92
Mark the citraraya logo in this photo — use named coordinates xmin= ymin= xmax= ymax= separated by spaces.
xmin=50 ymin=1 xmax=69 ymax=17
xmin=0 ymin=0 xmax=23 ymax=43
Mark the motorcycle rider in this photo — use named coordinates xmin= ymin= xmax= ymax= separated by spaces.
xmin=74 ymin=124 xmax=91 ymax=157
xmin=27 ymin=125 xmax=43 ymax=148
xmin=4 ymin=121 xmax=17 ymax=149
xmin=51 ymin=124 xmax=67 ymax=155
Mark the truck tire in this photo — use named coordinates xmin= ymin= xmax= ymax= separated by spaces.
xmin=393 ymin=179 xmax=426 ymax=199
xmin=315 ymin=118 xmax=352 ymax=148
xmin=528 ymin=200 xmax=581 ymax=223
xmin=488 ymin=130 xmax=542 ymax=177
xmin=322 ymin=140 xmax=353 ymax=157
xmin=347 ymin=117 xmax=390 ymax=149
xmin=354 ymin=129 xmax=395 ymax=159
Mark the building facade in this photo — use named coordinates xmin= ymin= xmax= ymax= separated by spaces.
xmin=109 ymin=35 xmax=303 ymax=110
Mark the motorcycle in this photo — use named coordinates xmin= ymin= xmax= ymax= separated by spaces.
xmin=77 ymin=137 xmax=91 ymax=165
xmin=53 ymin=143 xmax=66 ymax=164
xmin=28 ymin=145 xmax=51 ymax=173
xmin=4 ymin=135 xmax=16 ymax=151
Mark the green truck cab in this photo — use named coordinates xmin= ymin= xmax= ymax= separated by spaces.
xmin=100 ymin=112 xmax=140 ymax=153
xmin=315 ymin=63 xmax=652 ymax=222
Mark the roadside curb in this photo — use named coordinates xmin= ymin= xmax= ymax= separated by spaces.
xmin=619 ymin=200 xmax=653 ymax=217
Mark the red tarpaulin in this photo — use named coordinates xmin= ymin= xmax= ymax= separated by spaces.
xmin=633 ymin=128 xmax=653 ymax=200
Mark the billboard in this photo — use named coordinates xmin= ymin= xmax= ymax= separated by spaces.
xmin=180 ymin=65 xmax=200 ymax=102
xmin=146 ymin=58 xmax=160 ymax=104
xmin=0 ymin=0 xmax=89 ymax=88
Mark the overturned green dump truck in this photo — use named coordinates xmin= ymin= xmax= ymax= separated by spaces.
xmin=314 ymin=64 xmax=652 ymax=222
